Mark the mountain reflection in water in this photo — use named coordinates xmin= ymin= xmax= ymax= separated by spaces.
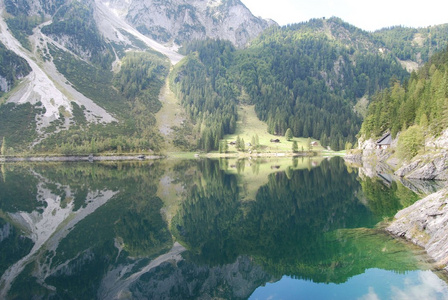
xmin=0 ymin=158 xmax=447 ymax=299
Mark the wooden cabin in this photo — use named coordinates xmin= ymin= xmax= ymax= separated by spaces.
xmin=376 ymin=133 xmax=392 ymax=149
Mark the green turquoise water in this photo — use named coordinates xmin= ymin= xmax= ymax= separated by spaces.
xmin=0 ymin=158 xmax=446 ymax=299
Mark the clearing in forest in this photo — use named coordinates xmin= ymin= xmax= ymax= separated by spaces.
xmin=156 ymin=78 xmax=188 ymax=151
xmin=223 ymin=105 xmax=324 ymax=154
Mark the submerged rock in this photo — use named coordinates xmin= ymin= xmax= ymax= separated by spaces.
xmin=387 ymin=188 xmax=448 ymax=273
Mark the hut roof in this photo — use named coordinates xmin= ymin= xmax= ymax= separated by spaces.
xmin=376 ymin=132 xmax=392 ymax=145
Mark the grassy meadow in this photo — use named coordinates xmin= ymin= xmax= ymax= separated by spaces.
xmin=218 ymin=105 xmax=325 ymax=155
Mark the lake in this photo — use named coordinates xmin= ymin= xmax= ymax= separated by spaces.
xmin=0 ymin=157 xmax=447 ymax=299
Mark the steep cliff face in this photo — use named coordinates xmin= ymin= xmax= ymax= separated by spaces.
xmin=101 ymin=0 xmax=275 ymax=48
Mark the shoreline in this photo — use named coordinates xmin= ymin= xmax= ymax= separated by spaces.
xmin=0 ymin=154 xmax=164 ymax=162
xmin=345 ymin=143 xmax=448 ymax=274
xmin=0 ymin=150 xmax=345 ymax=162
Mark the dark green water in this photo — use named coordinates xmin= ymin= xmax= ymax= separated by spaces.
xmin=0 ymin=158 xmax=447 ymax=299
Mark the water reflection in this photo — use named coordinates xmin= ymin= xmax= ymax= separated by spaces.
xmin=0 ymin=158 xmax=446 ymax=299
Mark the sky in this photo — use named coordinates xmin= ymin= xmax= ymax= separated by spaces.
xmin=240 ymin=0 xmax=448 ymax=31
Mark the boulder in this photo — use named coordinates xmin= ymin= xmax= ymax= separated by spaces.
xmin=406 ymin=162 xmax=437 ymax=180
xmin=395 ymin=159 xmax=421 ymax=177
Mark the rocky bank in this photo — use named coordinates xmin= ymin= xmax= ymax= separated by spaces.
xmin=387 ymin=188 xmax=448 ymax=273
xmin=348 ymin=130 xmax=448 ymax=273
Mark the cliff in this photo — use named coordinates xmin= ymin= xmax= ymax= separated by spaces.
xmin=101 ymin=0 xmax=276 ymax=48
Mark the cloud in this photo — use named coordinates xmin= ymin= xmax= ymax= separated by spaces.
xmin=358 ymin=287 xmax=380 ymax=300
xmin=390 ymin=271 xmax=448 ymax=300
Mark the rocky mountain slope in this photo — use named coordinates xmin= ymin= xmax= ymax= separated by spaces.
xmin=101 ymin=0 xmax=275 ymax=48
xmin=0 ymin=0 xmax=448 ymax=154
xmin=0 ymin=0 xmax=273 ymax=152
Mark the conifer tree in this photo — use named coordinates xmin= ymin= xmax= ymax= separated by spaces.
xmin=1 ymin=137 xmax=5 ymax=156
xmin=236 ymin=136 xmax=241 ymax=151
xmin=292 ymin=140 xmax=298 ymax=153
xmin=285 ymin=128 xmax=293 ymax=141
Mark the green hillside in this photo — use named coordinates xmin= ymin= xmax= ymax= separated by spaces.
xmin=360 ymin=46 xmax=448 ymax=159
xmin=373 ymin=24 xmax=448 ymax=65
xmin=171 ymin=18 xmax=413 ymax=151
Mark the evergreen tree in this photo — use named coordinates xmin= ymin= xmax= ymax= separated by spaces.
xmin=360 ymin=46 xmax=448 ymax=141
xmin=397 ymin=125 xmax=424 ymax=160
xmin=1 ymin=137 xmax=5 ymax=156
xmin=285 ymin=128 xmax=293 ymax=141
xmin=292 ymin=140 xmax=298 ymax=153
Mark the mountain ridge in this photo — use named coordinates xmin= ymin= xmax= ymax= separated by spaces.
xmin=1 ymin=1 xmax=448 ymax=153
xmin=102 ymin=0 xmax=276 ymax=48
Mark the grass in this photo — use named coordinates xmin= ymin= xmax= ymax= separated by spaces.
xmin=221 ymin=105 xmax=325 ymax=154
xmin=155 ymin=78 xmax=197 ymax=153
xmin=218 ymin=156 xmax=327 ymax=201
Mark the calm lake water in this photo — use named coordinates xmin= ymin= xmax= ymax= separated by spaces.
xmin=0 ymin=157 xmax=447 ymax=299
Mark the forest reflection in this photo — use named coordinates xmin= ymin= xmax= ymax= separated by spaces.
xmin=0 ymin=158 xmax=438 ymax=299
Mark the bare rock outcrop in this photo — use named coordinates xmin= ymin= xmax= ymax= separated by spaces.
xmin=387 ymin=188 xmax=448 ymax=272
xmin=102 ymin=0 xmax=276 ymax=48
xmin=395 ymin=151 xmax=448 ymax=181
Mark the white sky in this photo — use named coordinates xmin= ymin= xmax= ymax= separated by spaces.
xmin=240 ymin=0 xmax=448 ymax=31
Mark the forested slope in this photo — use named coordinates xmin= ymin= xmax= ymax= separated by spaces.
xmin=171 ymin=18 xmax=413 ymax=151
xmin=170 ymin=40 xmax=238 ymax=151
xmin=360 ymin=46 xmax=448 ymax=159
xmin=0 ymin=42 xmax=31 ymax=94
xmin=373 ymin=24 xmax=448 ymax=66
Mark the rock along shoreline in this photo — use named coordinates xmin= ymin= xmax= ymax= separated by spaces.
xmin=346 ymin=134 xmax=448 ymax=274
xmin=386 ymin=188 xmax=448 ymax=273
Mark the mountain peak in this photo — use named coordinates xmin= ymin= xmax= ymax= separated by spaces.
xmin=101 ymin=0 xmax=276 ymax=48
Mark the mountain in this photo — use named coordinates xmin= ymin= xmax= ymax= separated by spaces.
xmin=0 ymin=0 xmax=275 ymax=153
xmin=170 ymin=18 xmax=427 ymax=150
xmin=0 ymin=42 xmax=31 ymax=93
xmin=101 ymin=0 xmax=276 ymax=48
xmin=373 ymin=24 xmax=448 ymax=71
xmin=0 ymin=0 xmax=448 ymax=154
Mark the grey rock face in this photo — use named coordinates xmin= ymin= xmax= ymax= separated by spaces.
xmin=102 ymin=0 xmax=276 ymax=48
xmin=387 ymin=188 xmax=448 ymax=272
xmin=129 ymin=255 xmax=277 ymax=299
xmin=406 ymin=162 xmax=437 ymax=180
xmin=395 ymin=159 xmax=421 ymax=177
xmin=395 ymin=151 xmax=448 ymax=181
